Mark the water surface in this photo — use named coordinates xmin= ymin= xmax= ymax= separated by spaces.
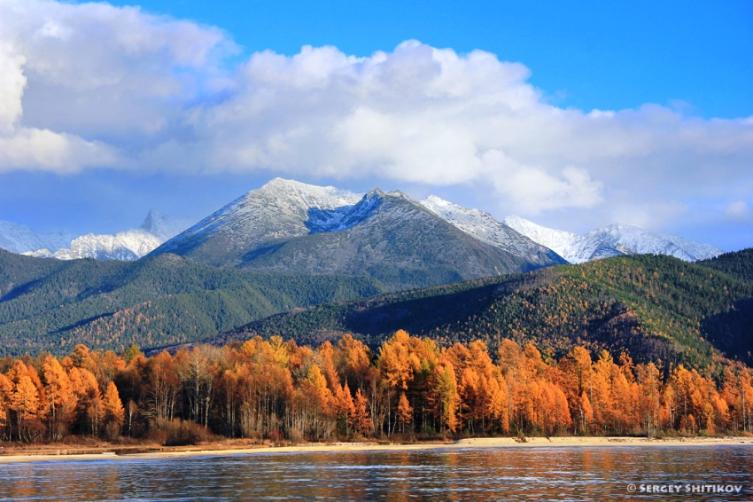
xmin=1 ymin=445 xmax=751 ymax=500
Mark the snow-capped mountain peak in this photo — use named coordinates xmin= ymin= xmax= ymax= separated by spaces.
xmin=504 ymin=216 xmax=721 ymax=263
xmin=258 ymin=177 xmax=360 ymax=207
xmin=153 ymin=178 xmax=362 ymax=264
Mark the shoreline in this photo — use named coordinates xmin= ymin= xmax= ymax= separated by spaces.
xmin=1 ymin=436 xmax=751 ymax=464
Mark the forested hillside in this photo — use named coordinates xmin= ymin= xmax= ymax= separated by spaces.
xmin=0 ymin=250 xmax=385 ymax=355
xmin=217 ymin=252 xmax=753 ymax=371
xmin=699 ymin=248 xmax=753 ymax=281
xmin=3 ymin=248 xmax=752 ymax=372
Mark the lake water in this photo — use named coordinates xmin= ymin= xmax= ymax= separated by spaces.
xmin=1 ymin=446 xmax=752 ymax=500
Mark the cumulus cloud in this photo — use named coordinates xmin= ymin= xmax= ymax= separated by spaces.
xmin=1 ymin=0 xmax=752 ymax=221
xmin=0 ymin=0 xmax=232 ymax=172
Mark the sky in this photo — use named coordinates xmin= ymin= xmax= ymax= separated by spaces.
xmin=0 ymin=0 xmax=751 ymax=250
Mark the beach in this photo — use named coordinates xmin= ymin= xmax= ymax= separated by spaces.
xmin=1 ymin=436 xmax=751 ymax=464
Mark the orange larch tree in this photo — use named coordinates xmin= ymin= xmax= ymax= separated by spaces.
xmin=102 ymin=381 xmax=125 ymax=439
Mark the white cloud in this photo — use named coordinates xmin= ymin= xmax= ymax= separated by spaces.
xmin=1 ymin=0 xmax=752 ymax=223
xmin=0 ymin=0 xmax=233 ymax=172
xmin=0 ymin=40 xmax=116 ymax=172
xmin=0 ymin=43 xmax=25 ymax=131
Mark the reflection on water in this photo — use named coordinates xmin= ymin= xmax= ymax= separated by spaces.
xmin=1 ymin=446 xmax=752 ymax=500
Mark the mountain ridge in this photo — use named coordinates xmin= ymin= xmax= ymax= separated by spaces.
xmin=504 ymin=215 xmax=721 ymax=263
xmin=2 ymin=179 xmax=723 ymax=268
xmin=150 ymin=178 xmax=564 ymax=288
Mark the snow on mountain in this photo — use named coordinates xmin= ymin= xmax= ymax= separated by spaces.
xmin=306 ymin=189 xmax=384 ymax=233
xmin=420 ymin=196 xmax=566 ymax=265
xmin=0 ymin=220 xmax=71 ymax=254
xmin=503 ymin=216 xmax=582 ymax=263
xmin=152 ymin=179 xmax=567 ymax=281
xmin=7 ymin=177 xmax=721 ymax=267
xmin=26 ymin=211 xmax=185 ymax=261
xmin=504 ymin=216 xmax=721 ymax=263
xmin=154 ymin=178 xmax=362 ymax=264
xmin=33 ymin=230 xmax=161 ymax=261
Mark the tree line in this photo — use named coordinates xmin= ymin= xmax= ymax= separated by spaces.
xmin=1 ymin=330 xmax=752 ymax=444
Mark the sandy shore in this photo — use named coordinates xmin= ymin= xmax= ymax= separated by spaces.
xmin=1 ymin=436 xmax=750 ymax=464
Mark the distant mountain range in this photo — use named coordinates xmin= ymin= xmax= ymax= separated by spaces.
xmin=504 ymin=215 xmax=720 ymax=263
xmin=20 ymin=210 xmax=186 ymax=261
xmin=1 ymin=179 xmax=721 ymax=267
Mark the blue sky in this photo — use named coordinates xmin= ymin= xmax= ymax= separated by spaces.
xmin=112 ymin=0 xmax=753 ymax=118
xmin=0 ymin=0 xmax=752 ymax=250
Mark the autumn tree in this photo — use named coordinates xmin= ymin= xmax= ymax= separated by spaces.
xmin=396 ymin=392 xmax=413 ymax=433
xmin=41 ymin=355 xmax=76 ymax=440
xmin=636 ymin=362 xmax=662 ymax=437
xmin=8 ymin=361 xmax=42 ymax=442
xmin=69 ymin=367 xmax=103 ymax=436
xmin=722 ymin=364 xmax=752 ymax=433
xmin=433 ymin=361 xmax=458 ymax=434
xmin=351 ymin=389 xmax=373 ymax=436
xmin=146 ymin=351 xmax=179 ymax=422
xmin=378 ymin=330 xmax=416 ymax=435
xmin=334 ymin=382 xmax=356 ymax=437
xmin=335 ymin=334 xmax=371 ymax=390
xmin=0 ymin=373 xmax=11 ymax=439
xmin=1 ymin=333 xmax=752 ymax=444
xmin=102 ymin=381 xmax=125 ymax=439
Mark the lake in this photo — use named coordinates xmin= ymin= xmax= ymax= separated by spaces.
xmin=1 ymin=446 xmax=752 ymax=500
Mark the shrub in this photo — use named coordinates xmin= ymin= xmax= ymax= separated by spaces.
xmin=151 ymin=419 xmax=211 ymax=446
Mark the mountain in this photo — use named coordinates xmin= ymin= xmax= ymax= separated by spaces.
xmin=420 ymin=195 xmax=564 ymax=266
xmin=0 ymin=248 xmax=386 ymax=356
xmin=152 ymin=179 xmax=564 ymax=288
xmin=153 ymin=178 xmax=361 ymax=265
xmin=504 ymin=216 xmax=721 ymax=263
xmin=7 ymin=179 xmax=718 ymax=267
xmin=26 ymin=210 xmax=186 ymax=261
xmin=211 ymin=251 xmax=753 ymax=370
xmin=0 ymin=220 xmax=71 ymax=254
xmin=1 ymin=177 xmax=737 ymax=362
